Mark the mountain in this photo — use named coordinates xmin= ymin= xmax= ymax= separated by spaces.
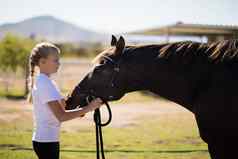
xmin=0 ymin=15 xmax=108 ymax=43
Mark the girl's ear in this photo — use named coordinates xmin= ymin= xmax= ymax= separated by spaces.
xmin=39 ymin=58 xmax=46 ymax=65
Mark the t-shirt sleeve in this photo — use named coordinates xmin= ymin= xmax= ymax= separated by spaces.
xmin=37 ymin=79 xmax=63 ymax=104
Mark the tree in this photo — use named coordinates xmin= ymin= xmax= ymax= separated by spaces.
xmin=0 ymin=33 xmax=35 ymax=96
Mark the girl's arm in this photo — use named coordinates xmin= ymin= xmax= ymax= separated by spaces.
xmin=60 ymin=99 xmax=85 ymax=117
xmin=48 ymin=98 xmax=102 ymax=122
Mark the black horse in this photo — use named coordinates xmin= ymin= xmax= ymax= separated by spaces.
xmin=66 ymin=35 xmax=238 ymax=159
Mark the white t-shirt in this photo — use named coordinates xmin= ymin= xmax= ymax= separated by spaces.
xmin=32 ymin=73 xmax=63 ymax=142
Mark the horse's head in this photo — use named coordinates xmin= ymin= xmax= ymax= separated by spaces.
xmin=65 ymin=35 xmax=129 ymax=109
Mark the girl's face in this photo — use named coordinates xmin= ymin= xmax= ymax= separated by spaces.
xmin=39 ymin=53 xmax=60 ymax=75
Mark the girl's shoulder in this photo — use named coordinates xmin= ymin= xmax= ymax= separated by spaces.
xmin=35 ymin=74 xmax=53 ymax=88
xmin=36 ymin=73 xmax=49 ymax=81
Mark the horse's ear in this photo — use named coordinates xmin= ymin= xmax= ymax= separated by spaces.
xmin=116 ymin=36 xmax=125 ymax=53
xmin=111 ymin=35 xmax=117 ymax=46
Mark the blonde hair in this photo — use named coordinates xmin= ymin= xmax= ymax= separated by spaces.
xmin=27 ymin=42 xmax=60 ymax=102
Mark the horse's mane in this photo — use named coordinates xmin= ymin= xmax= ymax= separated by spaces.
xmin=159 ymin=40 xmax=238 ymax=63
xmin=93 ymin=40 xmax=238 ymax=64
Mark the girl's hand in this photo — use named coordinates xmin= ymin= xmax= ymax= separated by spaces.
xmin=88 ymin=98 xmax=103 ymax=111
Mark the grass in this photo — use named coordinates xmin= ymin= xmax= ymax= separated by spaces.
xmin=0 ymin=88 xmax=25 ymax=99
xmin=0 ymin=102 xmax=210 ymax=159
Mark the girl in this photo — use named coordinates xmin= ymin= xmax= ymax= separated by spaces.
xmin=28 ymin=42 xmax=103 ymax=159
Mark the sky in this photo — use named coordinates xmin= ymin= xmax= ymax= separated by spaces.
xmin=0 ymin=0 xmax=237 ymax=34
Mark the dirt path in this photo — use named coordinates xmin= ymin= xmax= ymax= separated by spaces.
xmin=0 ymin=99 xmax=193 ymax=131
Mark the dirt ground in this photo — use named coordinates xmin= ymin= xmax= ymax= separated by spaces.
xmin=0 ymin=98 xmax=194 ymax=132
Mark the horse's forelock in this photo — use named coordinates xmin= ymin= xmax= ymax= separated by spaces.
xmin=92 ymin=47 xmax=116 ymax=64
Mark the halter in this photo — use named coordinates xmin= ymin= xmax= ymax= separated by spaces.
xmin=101 ymin=47 xmax=129 ymax=94
xmin=105 ymin=57 xmax=120 ymax=91
xmin=87 ymin=48 xmax=127 ymax=159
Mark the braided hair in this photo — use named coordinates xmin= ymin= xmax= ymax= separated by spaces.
xmin=27 ymin=42 xmax=60 ymax=102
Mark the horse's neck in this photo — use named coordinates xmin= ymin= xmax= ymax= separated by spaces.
xmin=130 ymin=48 xmax=210 ymax=112
xmin=146 ymin=61 xmax=193 ymax=111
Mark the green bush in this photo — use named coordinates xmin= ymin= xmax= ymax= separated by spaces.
xmin=0 ymin=33 xmax=35 ymax=72
xmin=0 ymin=33 xmax=36 ymax=96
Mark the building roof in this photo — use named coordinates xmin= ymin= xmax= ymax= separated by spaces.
xmin=130 ymin=22 xmax=238 ymax=36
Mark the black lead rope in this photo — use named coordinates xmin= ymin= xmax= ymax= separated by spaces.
xmin=93 ymin=100 xmax=112 ymax=159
